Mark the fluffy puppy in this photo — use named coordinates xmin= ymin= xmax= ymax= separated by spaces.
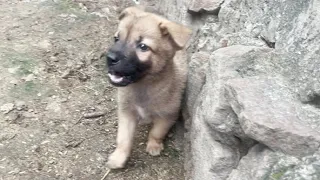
xmin=105 ymin=6 xmax=192 ymax=169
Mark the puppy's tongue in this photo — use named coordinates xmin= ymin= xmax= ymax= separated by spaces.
xmin=108 ymin=73 xmax=124 ymax=83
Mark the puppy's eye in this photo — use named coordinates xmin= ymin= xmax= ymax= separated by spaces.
xmin=137 ymin=43 xmax=149 ymax=52
xmin=114 ymin=36 xmax=119 ymax=42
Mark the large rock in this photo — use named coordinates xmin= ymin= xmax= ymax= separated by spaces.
xmin=184 ymin=51 xmax=210 ymax=116
xmin=218 ymin=0 xmax=320 ymax=103
xmin=201 ymin=45 xmax=271 ymax=140
xmin=228 ymin=144 xmax=320 ymax=180
xmin=281 ymin=151 xmax=320 ymax=180
xmin=227 ymin=144 xmax=300 ymax=180
xmin=147 ymin=0 xmax=320 ymax=179
xmin=188 ymin=0 xmax=223 ymax=14
xmin=189 ymin=84 xmax=246 ymax=180
xmin=188 ymin=46 xmax=320 ymax=179
xmin=190 ymin=104 xmax=239 ymax=180
xmin=225 ymin=77 xmax=320 ymax=157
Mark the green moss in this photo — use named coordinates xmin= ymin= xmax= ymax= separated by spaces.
xmin=1 ymin=48 xmax=35 ymax=76
xmin=10 ymin=81 xmax=40 ymax=98
xmin=164 ymin=145 xmax=181 ymax=159
xmin=0 ymin=50 xmax=44 ymax=99
xmin=2 ymin=52 xmax=34 ymax=76
xmin=43 ymin=0 xmax=80 ymax=12
xmin=271 ymin=171 xmax=286 ymax=180
xmin=24 ymin=81 xmax=36 ymax=92
xmin=14 ymin=59 xmax=34 ymax=76
xmin=41 ymin=0 xmax=96 ymax=20
xmin=38 ymin=0 xmax=98 ymax=36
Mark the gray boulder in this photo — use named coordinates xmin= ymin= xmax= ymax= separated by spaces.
xmin=149 ymin=0 xmax=320 ymax=179
xmin=227 ymin=144 xmax=300 ymax=180
xmin=228 ymin=144 xmax=320 ymax=180
xmin=188 ymin=0 xmax=223 ymax=14
xmin=225 ymin=77 xmax=320 ymax=157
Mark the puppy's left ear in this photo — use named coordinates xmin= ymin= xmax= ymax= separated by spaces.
xmin=119 ymin=6 xmax=146 ymax=20
xmin=159 ymin=21 xmax=192 ymax=50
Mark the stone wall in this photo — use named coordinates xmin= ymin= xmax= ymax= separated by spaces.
xmin=128 ymin=0 xmax=320 ymax=179
xmin=150 ymin=0 xmax=320 ymax=179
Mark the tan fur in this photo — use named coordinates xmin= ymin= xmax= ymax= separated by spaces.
xmin=107 ymin=6 xmax=192 ymax=169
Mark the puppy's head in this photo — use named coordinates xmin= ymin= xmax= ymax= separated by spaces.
xmin=106 ymin=6 xmax=192 ymax=87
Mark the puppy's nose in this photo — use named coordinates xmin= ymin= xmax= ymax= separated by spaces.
xmin=107 ymin=52 xmax=119 ymax=65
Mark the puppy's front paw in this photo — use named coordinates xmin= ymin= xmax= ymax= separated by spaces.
xmin=146 ymin=139 xmax=164 ymax=156
xmin=107 ymin=150 xmax=128 ymax=169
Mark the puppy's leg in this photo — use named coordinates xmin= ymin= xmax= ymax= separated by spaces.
xmin=146 ymin=117 xmax=175 ymax=156
xmin=107 ymin=110 xmax=137 ymax=169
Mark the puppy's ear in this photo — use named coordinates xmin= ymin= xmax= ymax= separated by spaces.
xmin=119 ymin=6 xmax=146 ymax=20
xmin=159 ymin=21 xmax=192 ymax=49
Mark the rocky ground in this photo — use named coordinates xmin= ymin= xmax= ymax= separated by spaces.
xmin=0 ymin=0 xmax=184 ymax=179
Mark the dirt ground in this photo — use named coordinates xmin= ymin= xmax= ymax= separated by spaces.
xmin=0 ymin=0 xmax=184 ymax=179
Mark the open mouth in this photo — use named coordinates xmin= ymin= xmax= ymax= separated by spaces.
xmin=107 ymin=72 xmax=132 ymax=87
xmin=108 ymin=73 xmax=124 ymax=84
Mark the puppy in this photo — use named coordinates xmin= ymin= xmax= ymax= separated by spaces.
xmin=105 ymin=6 xmax=192 ymax=169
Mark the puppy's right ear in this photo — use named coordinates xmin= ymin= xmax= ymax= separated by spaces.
xmin=119 ymin=6 xmax=146 ymax=20
xmin=159 ymin=21 xmax=192 ymax=50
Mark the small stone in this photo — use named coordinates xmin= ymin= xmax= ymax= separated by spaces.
xmin=37 ymin=162 xmax=44 ymax=171
xmin=75 ymin=64 xmax=83 ymax=70
xmin=41 ymin=140 xmax=50 ymax=145
xmin=48 ymin=159 xmax=56 ymax=164
xmin=102 ymin=7 xmax=110 ymax=14
xmin=61 ymin=69 xmax=73 ymax=79
xmin=45 ymin=101 xmax=61 ymax=113
xmin=220 ymin=39 xmax=228 ymax=47
xmin=37 ymin=39 xmax=51 ymax=50
xmin=50 ymin=56 xmax=59 ymax=62
xmin=69 ymin=14 xmax=77 ymax=18
xmin=1 ymin=103 xmax=15 ymax=114
xmin=10 ymin=79 xmax=19 ymax=85
xmin=78 ymin=3 xmax=87 ymax=11
xmin=34 ymin=146 xmax=41 ymax=153
xmin=21 ymin=74 xmax=35 ymax=82
xmin=65 ymin=139 xmax=84 ymax=148
xmin=8 ymin=67 xmax=19 ymax=74
xmin=67 ymin=173 xmax=73 ymax=178
xmin=90 ymin=12 xmax=105 ymax=17
xmin=78 ymin=73 xmax=89 ymax=82
xmin=15 ymin=100 xmax=26 ymax=111
xmin=132 ymin=0 xmax=140 ymax=5
xmin=6 ymin=113 xmax=19 ymax=121
xmin=60 ymin=98 xmax=68 ymax=103
xmin=59 ymin=14 xmax=68 ymax=18
xmin=8 ymin=168 xmax=20 ymax=175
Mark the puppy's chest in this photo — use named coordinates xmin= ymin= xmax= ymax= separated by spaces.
xmin=135 ymin=105 xmax=148 ymax=119
xmin=134 ymin=105 xmax=154 ymax=124
xmin=128 ymin=88 xmax=164 ymax=121
xmin=133 ymin=96 xmax=155 ymax=122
